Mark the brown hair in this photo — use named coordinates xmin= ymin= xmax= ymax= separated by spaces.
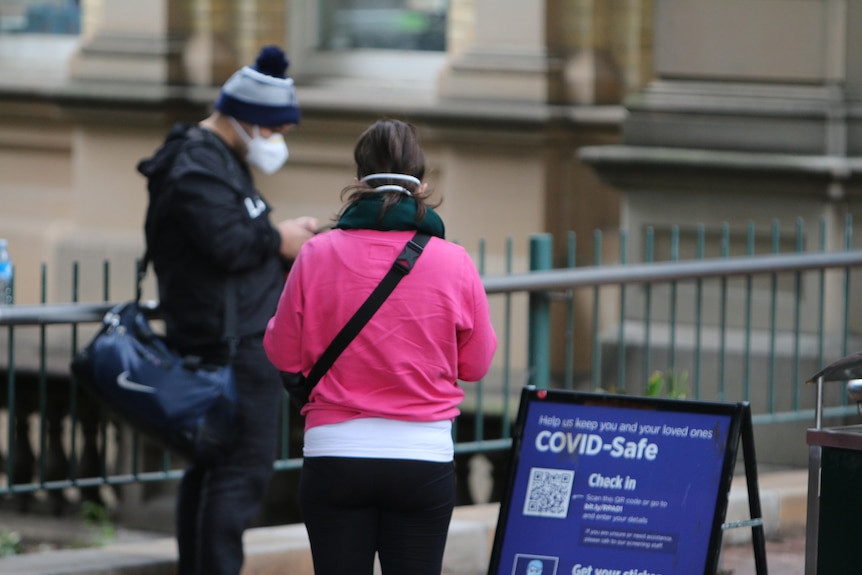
xmin=337 ymin=119 xmax=440 ymax=222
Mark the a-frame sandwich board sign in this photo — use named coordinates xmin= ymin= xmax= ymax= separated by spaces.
xmin=487 ymin=386 xmax=767 ymax=575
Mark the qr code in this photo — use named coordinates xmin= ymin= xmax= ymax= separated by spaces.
xmin=522 ymin=467 xmax=575 ymax=519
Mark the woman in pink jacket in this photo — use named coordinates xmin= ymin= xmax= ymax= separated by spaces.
xmin=264 ymin=119 xmax=497 ymax=575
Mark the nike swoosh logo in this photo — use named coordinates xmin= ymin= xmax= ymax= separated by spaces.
xmin=116 ymin=371 xmax=156 ymax=393
xmin=244 ymin=197 xmax=266 ymax=218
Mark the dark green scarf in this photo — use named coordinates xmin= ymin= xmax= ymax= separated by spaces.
xmin=335 ymin=196 xmax=446 ymax=239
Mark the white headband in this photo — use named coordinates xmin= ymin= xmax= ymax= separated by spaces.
xmin=360 ymin=173 xmax=421 ymax=196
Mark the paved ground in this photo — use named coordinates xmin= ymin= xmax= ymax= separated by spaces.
xmin=718 ymin=534 xmax=805 ymax=575
xmin=0 ymin=468 xmax=812 ymax=574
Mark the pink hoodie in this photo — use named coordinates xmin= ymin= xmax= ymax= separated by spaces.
xmin=264 ymin=228 xmax=497 ymax=431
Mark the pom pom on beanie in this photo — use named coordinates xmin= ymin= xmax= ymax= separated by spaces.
xmin=215 ymin=45 xmax=300 ymax=126
xmin=253 ymin=45 xmax=289 ymax=78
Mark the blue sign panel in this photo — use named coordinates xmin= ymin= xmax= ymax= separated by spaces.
xmin=488 ymin=388 xmax=744 ymax=575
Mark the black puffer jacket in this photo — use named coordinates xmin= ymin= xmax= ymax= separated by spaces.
xmin=137 ymin=123 xmax=286 ymax=362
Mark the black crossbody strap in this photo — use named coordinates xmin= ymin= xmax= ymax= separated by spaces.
xmin=304 ymin=231 xmax=431 ymax=387
xmin=222 ymin=278 xmax=239 ymax=358
xmin=138 ymin=251 xmax=239 ymax=359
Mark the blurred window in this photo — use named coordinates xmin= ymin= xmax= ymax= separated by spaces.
xmin=0 ymin=0 xmax=80 ymax=35
xmin=0 ymin=0 xmax=80 ymax=88
xmin=288 ymin=0 xmax=449 ymax=90
xmin=318 ymin=0 xmax=447 ymax=52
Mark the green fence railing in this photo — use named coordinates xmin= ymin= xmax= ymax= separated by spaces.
xmin=2 ymin=217 xmax=862 ymax=507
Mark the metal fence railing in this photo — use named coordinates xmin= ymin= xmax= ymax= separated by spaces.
xmin=2 ymin=218 xmax=862 ymax=511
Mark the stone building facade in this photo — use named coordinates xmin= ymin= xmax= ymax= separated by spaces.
xmin=0 ymin=0 xmax=652 ymax=381
xmin=6 ymin=1 xmax=861 ymax=397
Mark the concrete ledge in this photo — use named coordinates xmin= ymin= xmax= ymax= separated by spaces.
xmin=0 ymin=471 xmax=807 ymax=575
xmin=723 ymin=469 xmax=808 ymax=545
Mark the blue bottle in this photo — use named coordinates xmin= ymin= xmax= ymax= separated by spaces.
xmin=0 ymin=238 xmax=13 ymax=305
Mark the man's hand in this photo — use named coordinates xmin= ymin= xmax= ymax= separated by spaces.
xmin=276 ymin=216 xmax=320 ymax=259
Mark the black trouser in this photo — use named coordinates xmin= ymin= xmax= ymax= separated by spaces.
xmin=300 ymin=456 xmax=456 ymax=575
xmin=175 ymin=339 xmax=282 ymax=575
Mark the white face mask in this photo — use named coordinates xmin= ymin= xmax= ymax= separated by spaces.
xmin=228 ymin=117 xmax=289 ymax=175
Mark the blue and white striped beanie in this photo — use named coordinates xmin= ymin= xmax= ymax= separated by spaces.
xmin=215 ymin=45 xmax=300 ymax=126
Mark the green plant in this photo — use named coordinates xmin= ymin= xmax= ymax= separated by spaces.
xmin=646 ymin=370 xmax=689 ymax=400
xmin=0 ymin=528 xmax=21 ymax=557
xmin=80 ymin=501 xmax=116 ymax=547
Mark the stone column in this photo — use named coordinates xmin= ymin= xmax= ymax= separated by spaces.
xmin=71 ymin=0 xmax=287 ymax=87
xmin=438 ymin=0 xmax=554 ymax=103
xmin=183 ymin=0 xmax=241 ymax=87
xmin=185 ymin=0 xmax=288 ymax=87
xmin=71 ymin=0 xmax=191 ymax=84
xmin=439 ymin=0 xmax=653 ymax=105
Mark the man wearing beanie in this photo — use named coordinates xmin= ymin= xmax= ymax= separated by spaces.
xmin=137 ymin=45 xmax=317 ymax=575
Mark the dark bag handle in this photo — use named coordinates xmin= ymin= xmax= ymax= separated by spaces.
xmin=302 ymin=231 xmax=431 ymax=389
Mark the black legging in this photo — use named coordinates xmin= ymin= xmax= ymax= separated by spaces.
xmin=300 ymin=456 xmax=456 ymax=575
